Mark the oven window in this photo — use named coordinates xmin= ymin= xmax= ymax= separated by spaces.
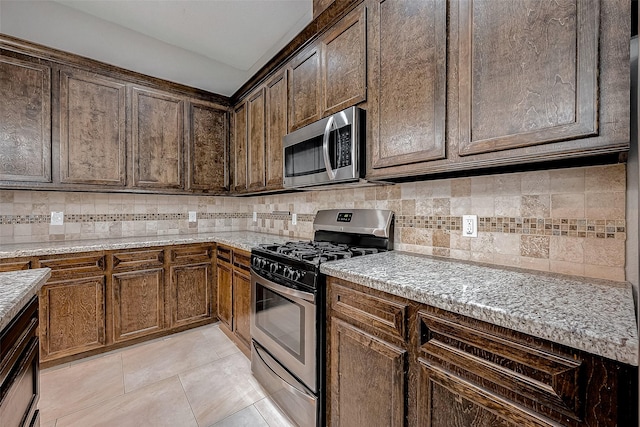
xmin=255 ymin=283 xmax=305 ymax=362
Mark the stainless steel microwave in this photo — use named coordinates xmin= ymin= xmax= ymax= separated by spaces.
xmin=283 ymin=107 xmax=364 ymax=189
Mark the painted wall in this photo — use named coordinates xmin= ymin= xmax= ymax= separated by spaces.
xmin=0 ymin=164 xmax=628 ymax=282
xmin=627 ymin=36 xmax=639 ymax=295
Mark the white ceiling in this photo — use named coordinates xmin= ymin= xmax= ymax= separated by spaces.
xmin=0 ymin=0 xmax=313 ymax=96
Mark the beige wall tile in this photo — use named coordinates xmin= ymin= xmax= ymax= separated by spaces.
xmin=471 ymin=176 xmax=495 ymax=196
xmin=376 ymin=185 xmax=401 ymax=200
xmin=493 ymin=254 xmax=521 ymax=268
xmin=471 ymin=197 xmax=495 ymax=216
xmin=415 ymin=199 xmax=434 ymax=216
xmin=451 ymin=178 xmax=471 ymax=197
xmin=493 ymin=233 xmax=520 ymax=255
xmin=450 ymin=197 xmax=471 ymax=216
xmin=550 ymin=194 xmax=585 ymax=218
xmin=450 ymin=231 xmax=472 ymax=251
xmin=495 ymin=174 xmax=521 ymax=195
xmin=470 ymin=233 xmax=495 ymax=254
xmin=449 ymin=249 xmax=471 ymax=261
xmin=433 ymin=230 xmax=450 ymax=248
xmin=549 ymin=237 xmax=584 ymax=263
xmin=433 ymin=198 xmax=450 ymax=215
xmin=583 ymin=264 xmax=625 ymax=281
xmin=585 ymin=164 xmax=625 ymax=192
xmin=520 ymin=256 xmax=550 ymax=272
xmin=520 ymin=171 xmax=550 ymax=194
xmin=494 ymin=196 xmax=521 ymax=217
xmin=585 ymin=192 xmax=625 ymax=220
xmin=521 ymin=195 xmax=550 ymax=218
xmin=402 ymin=199 xmax=416 ymax=216
xmin=520 ymin=235 xmax=550 ymax=259
xmin=550 ymin=260 xmax=584 ymax=277
xmin=549 ymin=168 xmax=585 ymax=193
xmin=584 ymin=238 xmax=625 ymax=267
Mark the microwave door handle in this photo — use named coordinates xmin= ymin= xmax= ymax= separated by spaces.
xmin=322 ymin=116 xmax=336 ymax=180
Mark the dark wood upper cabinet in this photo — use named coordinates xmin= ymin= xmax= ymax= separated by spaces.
xmin=367 ymin=0 xmax=447 ymax=173
xmin=247 ymin=88 xmax=266 ymax=191
xmin=232 ymin=102 xmax=248 ymax=192
xmin=59 ymin=68 xmax=127 ymax=186
xmin=131 ymin=87 xmax=185 ymax=189
xmin=288 ymin=46 xmax=322 ymax=131
xmin=0 ymin=54 xmax=51 ymax=183
xmin=187 ymin=100 xmax=228 ymax=192
xmin=320 ymin=3 xmax=367 ymax=117
xmin=264 ymin=70 xmax=287 ymax=190
xmin=457 ymin=0 xmax=598 ymax=156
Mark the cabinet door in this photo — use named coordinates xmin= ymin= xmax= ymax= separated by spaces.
xmin=232 ymin=102 xmax=248 ymax=192
xmin=264 ymin=70 xmax=287 ymax=190
xmin=288 ymin=46 xmax=321 ymax=131
xmin=187 ymin=100 xmax=228 ymax=192
xmin=368 ymin=0 xmax=447 ymax=173
xmin=457 ymin=0 xmax=598 ymax=156
xmin=330 ymin=319 xmax=406 ymax=427
xmin=232 ymin=268 xmax=251 ymax=350
xmin=112 ymin=268 xmax=164 ymax=343
xmin=216 ymin=260 xmax=233 ymax=330
xmin=40 ymin=276 xmax=106 ymax=361
xmin=169 ymin=262 xmax=212 ymax=328
xmin=321 ymin=4 xmax=367 ymax=116
xmin=132 ymin=87 xmax=184 ymax=189
xmin=247 ymin=88 xmax=266 ymax=191
xmin=0 ymin=54 xmax=51 ymax=183
xmin=417 ymin=360 xmax=552 ymax=427
xmin=59 ymin=68 xmax=126 ymax=186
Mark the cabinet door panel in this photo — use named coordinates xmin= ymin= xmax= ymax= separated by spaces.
xmin=216 ymin=261 xmax=233 ymax=329
xmin=248 ymin=89 xmax=266 ymax=191
xmin=132 ymin=87 xmax=184 ymax=188
xmin=232 ymin=102 xmax=248 ymax=192
xmin=321 ymin=4 xmax=367 ymax=116
xmin=170 ymin=263 xmax=212 ymax=328
xmin=265 ymin=71 xmax=287 ymax=189
xmin=59 ymin=69 xmax=126 ymax=185
xmin=188 ymin=101 xmax=228 ymax=192
xmin=112 ymin=268 xmax=164 ymax=342
xmin=289 ymin=46 xmax=321 ymax=131
xmin=369 ymin=0 xmax=447 ymax=170
xmin=40 ymin=276 xmax=106 ymax=361
xmin=418 ymin=360 xmax=552 ymax=427
xmin=233 ymin=269 xmax=251 ymax=349
xmin=0 ymin=55 xmax=51 ymax=182
xmin=458 ymin=0 xmax=598 ymax=156
xmin=330 ymin=319 xmax=406 ymax=427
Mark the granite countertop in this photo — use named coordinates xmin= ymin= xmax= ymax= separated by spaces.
xmin=0 ymin=231 xmax=296 ymax=258
xmin=0 ymin=268 xmax=51 ymax=331
xmin=320 ymin=251 xmax=639 ymax=366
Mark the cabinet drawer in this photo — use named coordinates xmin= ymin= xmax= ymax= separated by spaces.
xmin=216 ymin=246 xmax=232 ymax=264
xmin=0 ymin=297 xmax=38 ymax=388
xmin=112 ymin=249 xmax=164 ymax=271
xmin=38 ymin=253 xmax=105 ymax=280
xmin=329 ymin=281 xmax=407 ymax=341
xmin=418 ymin=309 xmax=582 ymax=424
xmin=169 ymin=245 xmax=212 ymax=264
xmin=232 ymin=250 xmax=251 ymax=272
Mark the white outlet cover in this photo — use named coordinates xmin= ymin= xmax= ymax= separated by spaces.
xmin=253 ymin=212 xmax=257 ymax=222
xmin=462 ymin=215 xmax=478 ymax=237
xmin=291 ymin=213 xmax=297 ymax=225
xmin=51 ymin=211 xmax=64 ymax=225
xmin=188 ymin=211 xmax=197 ymax=222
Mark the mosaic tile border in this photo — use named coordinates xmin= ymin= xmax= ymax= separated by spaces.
xmin=395 ymin=215 xmax=626 ymax=239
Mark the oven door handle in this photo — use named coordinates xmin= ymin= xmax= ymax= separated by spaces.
xmin=322 ymin=115 xmax=336 ymax=180
xmin=251 ymin=270 xmax=316 ymax=303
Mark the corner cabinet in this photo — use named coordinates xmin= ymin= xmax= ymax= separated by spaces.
xmin=326 ymin=277 xmax=638 ymax=427
xmin=366 ymin=0 xmax=630 ymax=180
xmin=0 ymin=53 xmax=52 ymax=184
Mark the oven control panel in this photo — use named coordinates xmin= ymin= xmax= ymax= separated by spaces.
xmin=251 ymin=255 xmax=316 ymax=289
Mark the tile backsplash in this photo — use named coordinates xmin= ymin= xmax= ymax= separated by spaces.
xmin=0 ymin=164 xmax=627 ymax=281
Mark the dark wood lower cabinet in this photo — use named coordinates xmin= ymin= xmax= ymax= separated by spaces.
xmin=327 ymin=277 xmax=638 ymax=427
xmin=232 ymin=267 xmax=251 ymax=350
xmin=330 ymin=319 xmax=406 ymax=427
xmin=170 ymin=262 xmax=212 ymax=328
xmin=0 ymin=297 xmax=40 ymax=427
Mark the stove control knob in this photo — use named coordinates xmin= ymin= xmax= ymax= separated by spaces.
xmin=283 ymin=267 xmax=292 ymax=279
xmin=291 ymin=270 xmax=302 ymax=281
xmin=269 ymin=262 xmax=279 ymax=274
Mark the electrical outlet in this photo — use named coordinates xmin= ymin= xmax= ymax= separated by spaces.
xmin=462 ymin=215 xmax=477 ymax=237
xmin=51 ymin=211 xmax=64 ymax=225
xmin=253 ymin=212 xmax=257 ymax=222
xmin=188 ymin=211 xmax=197 ymax=222
xmin=291 ymin=213 xmax=297 ymax=225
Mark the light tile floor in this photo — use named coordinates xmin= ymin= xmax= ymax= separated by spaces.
xmin=38 ymin=323 xmax=296 ymax=427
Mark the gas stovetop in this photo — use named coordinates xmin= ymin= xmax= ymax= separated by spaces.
xmin=258 ymin=241 xmax=385 ymax=264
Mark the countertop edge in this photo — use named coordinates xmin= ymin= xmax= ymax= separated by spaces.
xmin=0 ymin=268 xmax=51 ymax=331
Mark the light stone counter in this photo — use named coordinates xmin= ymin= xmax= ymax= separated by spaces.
xmin=0 ymin=268 xmax=51 ymax=331
xmin=320 ymin=251 xmax=639 ymax=366
xmin=0 ymin=231 xmax=296 ymax=259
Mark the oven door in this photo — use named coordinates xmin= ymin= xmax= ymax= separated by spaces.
xmin=250 ymin=269 xmax=317 ymax=392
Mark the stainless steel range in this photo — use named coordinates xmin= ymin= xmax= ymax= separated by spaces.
xmin=250 ymin=209 xmax=394 ymax=426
